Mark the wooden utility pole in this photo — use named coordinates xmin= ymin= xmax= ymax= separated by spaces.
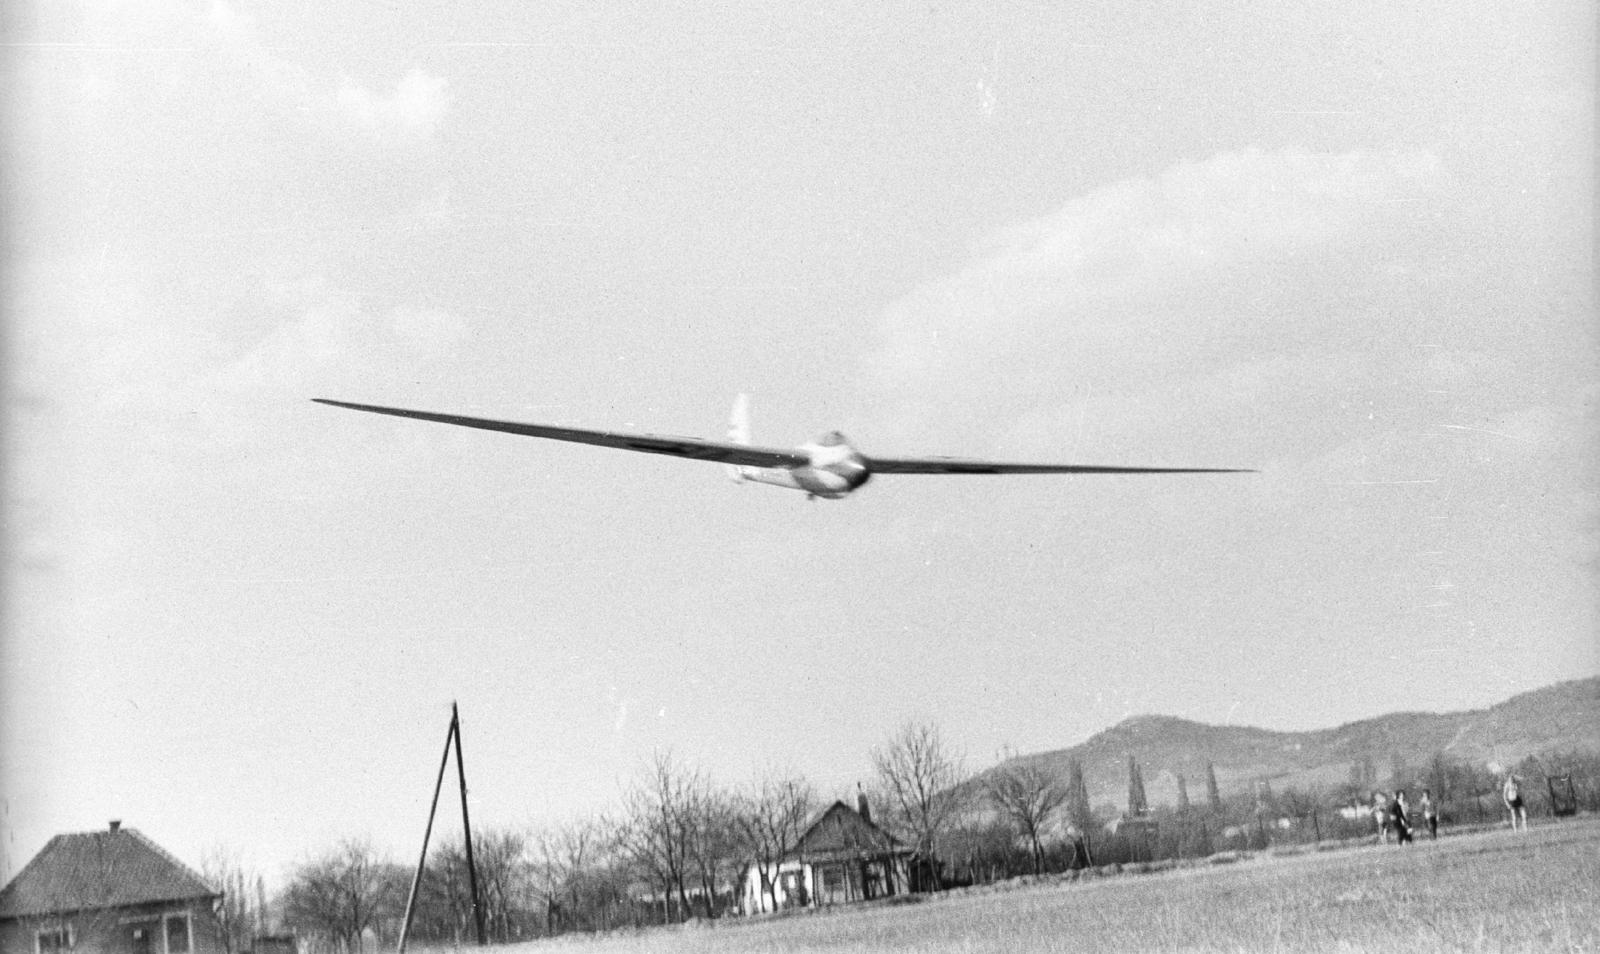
xmin=396 ymin=704 xmax=485 ymax=954
xmin=454 ymin=703 xmax=486 ymax=946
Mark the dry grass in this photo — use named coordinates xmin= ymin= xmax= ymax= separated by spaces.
xmin=467 ymin=819 xmax=1600 ymax=953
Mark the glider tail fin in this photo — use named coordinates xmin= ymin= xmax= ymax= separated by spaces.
xmin=726 ymin=393 xmax=752 ymax=483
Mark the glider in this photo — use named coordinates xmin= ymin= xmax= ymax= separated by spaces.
xmin=312 ymin=395 xmax=1252 ymax=499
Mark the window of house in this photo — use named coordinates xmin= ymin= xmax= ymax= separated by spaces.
xmin=37 ymin=927 xmax=71 ymax=954
xmin=164 ymin=915 xmax=190 ymax=954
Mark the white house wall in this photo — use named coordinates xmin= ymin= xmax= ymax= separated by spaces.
xmin=739 ymin=860 xmax=816 ymax=915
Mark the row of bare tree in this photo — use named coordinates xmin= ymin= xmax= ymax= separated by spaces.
xmin=227 ymin=731 xmax=1600 ymax=951
xmin=245 ymin=722 xmax=969 ymax=952
xmin=237 ymin=729 xmax=1229 ymax=948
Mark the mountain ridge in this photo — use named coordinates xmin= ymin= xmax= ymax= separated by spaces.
xmin=979 ymin=676 xmax=1599 ymax=811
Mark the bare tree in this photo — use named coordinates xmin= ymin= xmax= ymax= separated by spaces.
xmin=683 ymin=782 xmax=740 ymax=918
xmin=984 ymin=762 xmax=1066 ymax=875
xmin=421 ymin=829 xmax=535 ymax=943
xmin=281 ymin=863 xmax=344 ymax=954
xmin=533 ymin=817 xmax=598 ymax=933
xmin=200 ymin=845 xmax=264 ymax=954
xmin=282 ymin=839 xmax=403 ymax=954
xmin=733 ymin=769 xmax=815 ymax=913
xmin=527 ymin=815 xmax=645 ymax=934
xmin=1278 ymin=785 xmax=1320 ymax=821
xmin=405 ymin=839 xmax=471 ymax=945
xmin=872 ymin=721 xmax=967 ymax=888
xmin=618 ymin=751 xmax=700 ymax=922
xmin=476 ymin=829 xmax=536 ymax=941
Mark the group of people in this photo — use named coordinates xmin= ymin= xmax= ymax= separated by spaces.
xmin=1373 ymin=789 xmax=1439 ymax=844
xmin=1372 ymin=774 xmax=1528 ymax=844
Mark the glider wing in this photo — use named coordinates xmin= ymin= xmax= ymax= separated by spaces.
xmin=862 ymin=456 xmax=1254 ymax=475
xmin=312 ymin=399 xmax=809 ymax=469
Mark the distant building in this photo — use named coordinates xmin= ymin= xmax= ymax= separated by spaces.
xmin=0 ymin=822 xmax=222 ymax=954
xmin=738 ymin=798 xmax=913 ymax=915
xmin=1106 ymin=815 xmax=1159 ymax=838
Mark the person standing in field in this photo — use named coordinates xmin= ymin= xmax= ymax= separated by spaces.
xmin=1419 ymin=788 xmax=1439 ymax=840
xmin=1502 ymin=774 xmax=1528 ymax=832
xmin=1372 ymin=791 xmax=1392 ymax=844
xmin=1390 ymin=790 xmax=1413 ymax=845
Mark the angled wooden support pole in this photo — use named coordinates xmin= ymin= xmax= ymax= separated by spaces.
xmin=454 ymin=702 xmax=486 ymax=946
xmin=397 ymin=707 xmax=458 ymax=954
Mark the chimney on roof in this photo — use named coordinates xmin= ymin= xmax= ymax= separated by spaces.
xmin=856 ymin=784 xmax=871 ymax=824
xmin=109 ymin=820 xmax=122 ymax=832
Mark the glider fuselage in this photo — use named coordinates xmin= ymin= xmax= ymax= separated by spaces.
xmin=729 ymin=431 xmax=871 ymax=499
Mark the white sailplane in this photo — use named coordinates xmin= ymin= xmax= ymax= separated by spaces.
xmin=313 ymin=395 xmax=1253 ymax=499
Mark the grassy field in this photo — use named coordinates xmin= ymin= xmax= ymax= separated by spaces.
xmin=486 ymin=818 xmax=1599 ymax=954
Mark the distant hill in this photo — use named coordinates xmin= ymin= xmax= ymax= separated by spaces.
xmin=975 ymin=677 xmax=1600 ymax=812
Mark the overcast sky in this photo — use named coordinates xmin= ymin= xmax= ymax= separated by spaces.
xmin=4 ymin=0 xmax=1594 ymax=884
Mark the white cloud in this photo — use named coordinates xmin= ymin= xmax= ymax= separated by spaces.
xmin=192 ymin=301 xmax=474 ymax=422
xmin=201 ymin=0 xmax=450 ymax=140
xmin=334 ymin=69 xmax=450 ymax=138
xmin=868 ymin=148 xmax=1445 ymax=404
xmin=213 ymin=305 xmax=365 ymax=397
xmin=14 ymin=239 xmax=471 ymax=465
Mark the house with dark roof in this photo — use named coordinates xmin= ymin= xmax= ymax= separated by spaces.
xmin=0 ymin=822 xmax=222 ymax=954
xmin=737 ymin=795 xmax=913 ymax=915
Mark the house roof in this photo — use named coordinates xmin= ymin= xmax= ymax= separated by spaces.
xmin=0 ymin=826 xmax=218 ymax=919
xmin=792 ymin=801 xmax=908 ymax=861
